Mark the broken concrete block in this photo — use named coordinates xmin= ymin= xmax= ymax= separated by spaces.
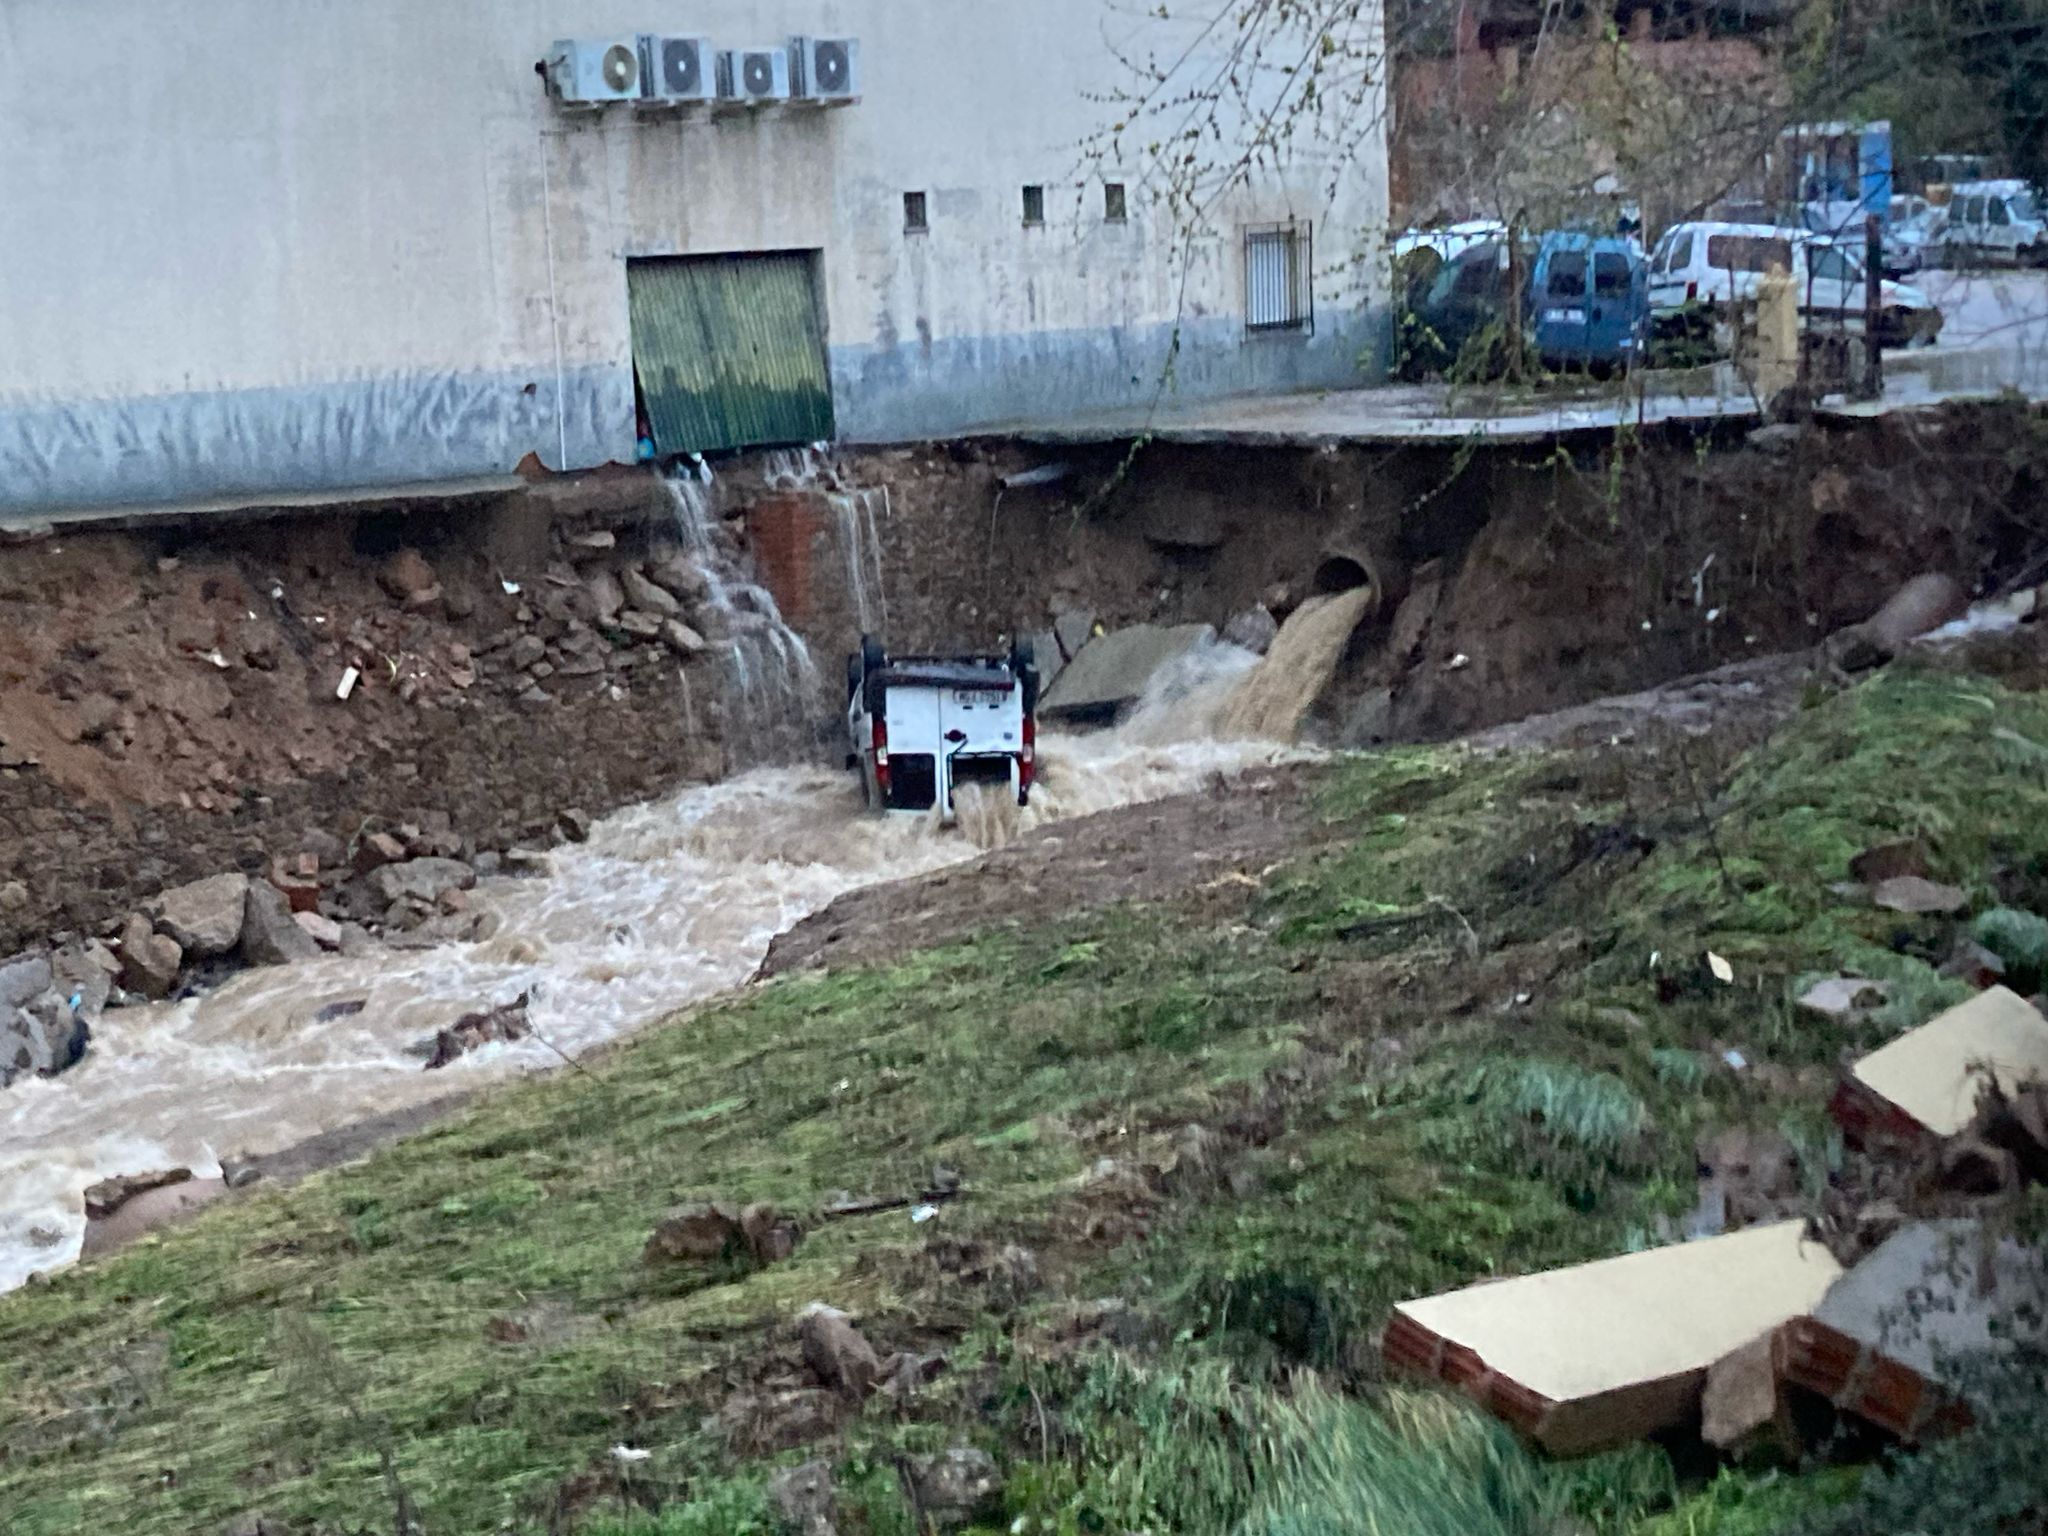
xmin=1038 ymin=623 xmax=1213 ymax=722
xmin=1701 ymin=1332 xmax=1781 ymax=1452
xmin=1773 ymin=1218 xmax=2046 ymax=1442
xmin=1870 ymin=876 xmax=1968 ymax=915
xmin=1051 ymin=608 xmax=1097 ymax=664
xmin=1830 ymin=985 xmax=2048 ymax=1145
xmin=1383 ymin=1221 xmax=1842 ymax=1455
xmin=1796 ymin=976 xmax=1888 ymax=1020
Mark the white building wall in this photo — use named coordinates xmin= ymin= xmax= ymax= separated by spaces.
xmin=0 ymin=0 xmax=1389 ymax=515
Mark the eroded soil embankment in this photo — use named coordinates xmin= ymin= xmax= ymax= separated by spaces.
xmin=0 ymin=478 xmax=723 ymax=955
xmin=9 ymin=399 xmax=2048 ymax=958
xmin=831 ymin=403 xmax=2048 ymax=745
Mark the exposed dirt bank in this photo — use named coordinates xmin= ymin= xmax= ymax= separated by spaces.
xmin=0 ymin=478 xmax=723 ymax=954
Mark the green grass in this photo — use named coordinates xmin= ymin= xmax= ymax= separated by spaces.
xmin=4 ymin=664 xmax=2047 ymax=1534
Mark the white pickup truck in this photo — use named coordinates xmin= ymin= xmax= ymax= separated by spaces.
xmin=846 ymin=636 xmax=1040 ymax=820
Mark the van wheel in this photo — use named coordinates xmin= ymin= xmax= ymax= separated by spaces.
xmin=860 ymin=635 xmax=888 ymax=717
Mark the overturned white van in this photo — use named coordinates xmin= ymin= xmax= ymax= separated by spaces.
xmin=845 ymin=637 xmax=1040 ymax=821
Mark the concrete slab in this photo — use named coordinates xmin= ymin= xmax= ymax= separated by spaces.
xmin=1836 ymin=986 xmax=2048 ymax=1142
xmin=1774 ymin=1218 xmax=2047 ymax=1440
xmin=7 ymin=473 xmax=526 ymax=533
xmin=1384 ymin=1221 xmax=1843 ymax=1455
xmin=1039 ymin=623 xmax=1213 ymax=721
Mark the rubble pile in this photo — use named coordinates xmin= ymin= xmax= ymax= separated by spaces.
xmin=1389 ymin=975 xmax=2048 ymax=1467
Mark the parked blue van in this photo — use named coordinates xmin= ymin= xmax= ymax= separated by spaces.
xmin=1399 ymin=231 xmax=1649 ymax=379
xmin=1527 ymin=232 xmax=1650 ymax=374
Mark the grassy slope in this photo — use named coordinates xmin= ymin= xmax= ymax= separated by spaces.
xmin=5 ymin=665 xmax=2047 ymax=1536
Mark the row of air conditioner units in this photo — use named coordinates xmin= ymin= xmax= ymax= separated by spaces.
xmin=543 ymin=36 xmax=859 ymax=109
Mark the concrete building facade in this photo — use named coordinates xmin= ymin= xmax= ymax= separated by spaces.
xmin=0 ymin=1 xmax=1388 ymax=516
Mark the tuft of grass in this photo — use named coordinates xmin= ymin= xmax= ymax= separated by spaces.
xmin=1973 ymin=906 xmax=2048 ymax=992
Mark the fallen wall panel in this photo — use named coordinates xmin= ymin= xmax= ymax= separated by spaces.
xmin=1385 ymin=1221 xmax=1843 ymax=1455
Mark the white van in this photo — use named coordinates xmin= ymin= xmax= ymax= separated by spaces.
xmin=1940 ymin=180 xmax=2048 ymax=266
xmin=1648 ymin=221 xmax=1940 ymax=346
xmin=846 ymin=637 xmax=1039 ymax=821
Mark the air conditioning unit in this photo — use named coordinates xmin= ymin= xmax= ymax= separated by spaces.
xmin=718 ymin=47 xmax=792 ymax=105
xmin=544 ymin=38 xmax=641 ymax=106
xmin=638 ymin=35 xmax=715 ymax=106
xmin=791 ymin=37 xmax=860 ymax=104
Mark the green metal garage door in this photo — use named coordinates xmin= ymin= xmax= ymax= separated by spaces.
xmin=627 ymin=252 xmax=835 ymax=456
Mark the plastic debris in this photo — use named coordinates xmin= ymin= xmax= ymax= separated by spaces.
xmin=1706 ymin=951 xmax=1734 ymax=984
xmin=335 ymin=666 xmax=360 ymax=701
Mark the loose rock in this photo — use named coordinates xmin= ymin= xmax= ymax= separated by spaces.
xmin=645 ymin=552 xmax=710 ymax=604
xmin=556 ymin=808 xmax=593 ymax=843
xmin=84 ymin=1167 xmax=192 ymax=1220
xmin=0 ymin=951 xmax=53 ymax=1011
xmin=766 ymin=1461 xmax=837 ymax=1536
xmin=240 ymin=882 xmax=320 ymax=967
xmin=620 ymin=568 xmax=681 ymax=618
xmin=368 ymin=857 xmax=476 ymax=908
xmin=422 ymin=992 xmax=531 ymax=1070
xmin=1796 ymin=976 xmax=1888 ymax=1020
xmin=150 ymin=873 xmax=250 ymax=958
xmin=741 ymin=1201 xmax=803 ymax=1265
xmin=352 ymin=831 xmax=408 ymax=874
xmin=644 ymin=1200 xmax=742 ymax=1263
xmin=660 ymin=619 xmax=708 ymax=657
xmin=798 ymin=1303 xmax=882 ymax=1396
xmin=377 ymin=548 xmax=439 ymax=603
xmin=117 ymin=913 xmax=182 ymax=999
xmin=1871 ymin=875 xmax=1968 ymax=915
xmin=907 ymin=1447 xmax=1001 ymax=1529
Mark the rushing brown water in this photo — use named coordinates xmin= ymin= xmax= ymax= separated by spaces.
xmin=1216 ymin=588 xmax=1375 ymax=742
xmin=0 ymin=666 xmax=1301 ymax=1291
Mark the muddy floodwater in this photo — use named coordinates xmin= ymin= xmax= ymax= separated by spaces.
xmin=0 ymin=657 xmax=1300 ymax=1292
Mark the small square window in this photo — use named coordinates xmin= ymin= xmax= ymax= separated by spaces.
xmin=1104 ymin=183 xmax=1128 ymax=223
xmin=1022 ymin=184 xmax=1045 ymax=226
xmin=903 ymin=191 xmax=928 ymax=234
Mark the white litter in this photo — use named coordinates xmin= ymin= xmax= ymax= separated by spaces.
xmin=609 ymin=1445 xmax=652 ymax=1464
xmin=1706 ymin=951 xmax=1734 ymax=984
xmin=1722 ymin=1049 xmax=1748 ymax=1071
xmin=1446 ymin=653 xmax=1472 ymax=671
xmin=911 ymin=1204 xmax=940 ymax=1224
xmin=202 ymin=648 xmax=230 ymax=669
xmin=500 ymin=578 xmax=521 ymax=596
xmin=336 ymin=666 xmax=360 ymax=702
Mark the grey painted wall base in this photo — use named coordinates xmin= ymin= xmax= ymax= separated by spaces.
xmin=832 ymin=310 xmax=1386 ymax=443
xmin=0 ymin=310 xmax=1386 ymax=519
xmin=0 ymin=368 xmax=633 ymax=520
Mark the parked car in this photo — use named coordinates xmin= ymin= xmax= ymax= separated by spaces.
xmin=1940 ymin=179 xmax=2048 ymax=265
xmin=1882 ymin=195 xmax=1947 ymax=276
xmin=1398 ymin=232 xmax=1648 ymax=379
xmin=845 ymin=637 xmax=1039 ymax=821
xmin=1647 ymin=220 xmax=1941 ymax=347
xmin=1390 ymin=219 xmax=1508 ymax=316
